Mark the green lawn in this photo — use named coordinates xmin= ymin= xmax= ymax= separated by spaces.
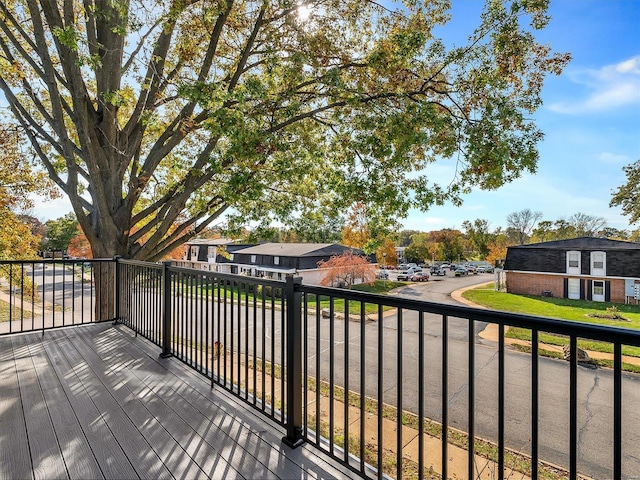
xmin=0 ymin=299 xmax=24 ymax=322
xmin=462 ymin=286 xmax=640 ymax=359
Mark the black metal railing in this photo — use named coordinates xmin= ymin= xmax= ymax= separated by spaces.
xmin=114 ymin=259 xmax=640 ymax=480
xmin=295 ymin=284 xmax=640 ymax=480
xmin=0 ymin=259 xmax=114 ymax=336
xmin=117 ymin=259 xmax=290 ymax=426
xmin=2 ymin=257 xmax=639 ymax=479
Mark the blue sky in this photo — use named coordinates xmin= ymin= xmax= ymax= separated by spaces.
xmin=402 ymin=0 xmax=640 ymax=233
xmin=33 ymin=1 xmax=640 ymax=234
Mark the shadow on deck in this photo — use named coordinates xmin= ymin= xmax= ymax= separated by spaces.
xmin=0 ymin=323 xmax=353 ymax=479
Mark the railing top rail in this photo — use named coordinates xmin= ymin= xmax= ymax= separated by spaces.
xmin=167 ymin=264 xmax=287 ymax=289
xmin=117 ymin=258 xmax=164 ymax=270
xmin=115 ymin=258 xmax=289 ymax=290
xmin=0 ymin=258 xmax=114 ymax=265
xmin=299 ymin=283 xmax=640 ymax=347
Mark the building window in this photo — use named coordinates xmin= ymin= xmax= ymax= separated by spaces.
xmin=592 ymin=280 xmax=605 ymax=301
xmin=251 ymin=255 xmax=257 ymax=263
xmin=274 ymin=256 xmax=280 ymax=265
xmin=567 ymin=278 xmax=580 ymax=300
xmin=590 ymin=251 xmax=606 ymax=276
xmin=566 ymin=251 xmax=581 ymax=274
xmin=207 ymin=247 xmax=216 ymax=259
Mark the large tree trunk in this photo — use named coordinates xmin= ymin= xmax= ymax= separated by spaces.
xmin=92 ymin=261 xmax=116 ymax=322
xmin=90 ymin=232 xmax=128 ymax=323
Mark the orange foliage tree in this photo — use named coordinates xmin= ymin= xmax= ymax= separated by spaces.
xmin=486 ymin=235 xmax=510 ymax=266
xmin=317 ymin=251 xmax=376 ymax=289
xmin=376 ymin=238 xmax=398 ymax=268
xmin=341 ymin=203 xmax=371 ymax=251
xmin=67 ymin=225 xmax=92 ymax=259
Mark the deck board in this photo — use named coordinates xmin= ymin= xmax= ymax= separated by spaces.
xmin=92 ymin=326 xmax=297 ymax=479
xmin=67 ymin=327 xmax=226 ymax=480
xmin=11 ymin=334 xmax=68 ymax=480
xmin=40 ymin=330 xmax=142 ymax=480
xmin=0 ymin=323 xmax=355 ymax=480
xmin=0 ymin=337 xmax=32 ymax=480
xmin=20 ymin=335 xmax=104 ymax=480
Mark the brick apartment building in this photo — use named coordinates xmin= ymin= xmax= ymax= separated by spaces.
xmin=504 ymin=237 xmax=640 ymax=304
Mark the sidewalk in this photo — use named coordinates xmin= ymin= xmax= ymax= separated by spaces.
xmin=452 ymin=282 xmax=640 ymax=367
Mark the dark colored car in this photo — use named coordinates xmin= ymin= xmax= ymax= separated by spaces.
xmin=410 ymin=272 xmax=429 ymax=282
xmin=454 ymin=267 xmax=468 ymax=277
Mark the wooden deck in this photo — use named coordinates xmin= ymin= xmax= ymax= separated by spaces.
xmin=0 ymin=323 xmax=354 ymax=480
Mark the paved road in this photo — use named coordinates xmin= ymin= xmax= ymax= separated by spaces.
xmin=387 ymin=268 xmax=494 ymax=305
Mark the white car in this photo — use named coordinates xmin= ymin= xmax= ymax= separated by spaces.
xmin=375 ymin=270 xmax=389 ymax=279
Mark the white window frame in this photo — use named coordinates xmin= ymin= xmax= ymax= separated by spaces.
xmin=567 ymin=278 xmax=580 ymax=300
xmin=190 ymin=246 xmax=199 ymax=260
xmin=566 ymin=251 xmax=581 ymax=275
xmin=590 ymin=251 xmax=606 ymax=277
xmin=207 ymin=247 xmax=216 ymax=259
xmin=274 ymin=256 xmax=280 ymax=265
xmin=251 ymin=254 xmax=257 ymax=263
xmin=592 ymin=280 xmax=605 ymax=302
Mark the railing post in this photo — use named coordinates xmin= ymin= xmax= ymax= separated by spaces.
xmin=113 ymin=256 xmax=121 ymax=325
xmin=282 ymin=275 xmax=304 ymax=448
xmin=160 ymin=261 xmax=172 ymax=358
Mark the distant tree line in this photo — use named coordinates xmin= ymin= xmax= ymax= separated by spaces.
xmin=16 ymin=205 xmax=639 ymax=267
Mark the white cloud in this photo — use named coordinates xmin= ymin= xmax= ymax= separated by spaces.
xmin=597 ymin=152 xmax=631 ymax=165
xmin=548 ymin=55 xmax=640 ymax=113
xmin=616 ymin=57 xmax=640 ymax=74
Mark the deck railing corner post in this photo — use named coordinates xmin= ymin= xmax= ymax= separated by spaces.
xmin=160 ymin=260 xmax=173 ymax=358
xmin=282 ymin=275 xmax=304 ymax=448
xmin=113 ymin=256 xmax=122 ymax=325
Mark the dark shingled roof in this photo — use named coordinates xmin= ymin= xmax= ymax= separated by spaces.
xmin=509 ymin=237 xmax=640 ymax=250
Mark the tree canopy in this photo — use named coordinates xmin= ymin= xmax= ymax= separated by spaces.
xmin=506 ymin=208 xmax=542 ymax=244
xmin=45 ymin=212 xmax=79 ymax=251
xmin=611 ymin=160 xmax=640 ymax=225
xmin=0 ymin=0 xmax=569 ymax=260
xmin=0 ymin=123 xmax=57 ymax=259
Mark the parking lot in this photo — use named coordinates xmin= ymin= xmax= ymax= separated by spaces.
xmin=385 ymin=267 xmax=495 ymax=305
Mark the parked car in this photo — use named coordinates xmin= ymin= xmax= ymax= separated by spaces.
xmin=375 ymin=270 xmax=389 ymax=279
xmin=476 ymin=266 xmax=486 ymax=273
xmin=397 ymin=271 xmax=412 ymax=281
xmin=410 ymin=272 xmax=429 ymax=282
xmin=430 ymin=267 xmax=446 ymax=276
xmin=464 ymin=265 xmax=477 ymax=274
xmin=454 ymin=267 xmax=468 ymax=277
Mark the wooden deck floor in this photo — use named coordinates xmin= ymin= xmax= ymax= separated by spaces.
xmin=0 ymin=323 xmax=354 ymax=480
